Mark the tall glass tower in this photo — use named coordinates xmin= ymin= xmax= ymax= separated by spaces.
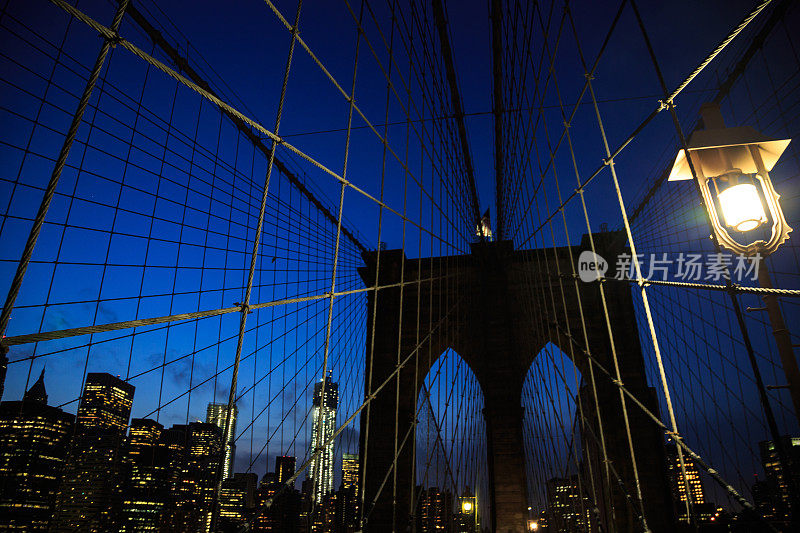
xmin=0 ymin=369 xmax=74 ymax=531
xmin=51 ymin=373 xmax=135 ymax=532
xmin=309 ymin=375 xmax=338 ymax=503
xmin=205 ymin=402 xmax=237 ymax=480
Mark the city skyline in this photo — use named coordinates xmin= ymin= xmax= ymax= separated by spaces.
xmin=0 ymin=368 xmax=363 ymax=531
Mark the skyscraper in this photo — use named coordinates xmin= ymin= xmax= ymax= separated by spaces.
xmin=342 ymin=453 xmax=358 ymax=491
xmin=206 ymin=402 xmax=238 ymax=480
xmin=119 ymin=418 xmax=171 ymax=532
xmin=50 ymin=372 xmax=135 ymax=532
xmin=188 ymin=421 xmax=224 ymax=533
xmin=416 ymin=486 xmax=454 ymax=532
xmin=254 ymin=474 xmax=301 ymax=532
xmin=309 ymin=375 xmax=338 ymax=503
xmin=219 ymin=472 xmax=258 ymax=530
xmin=759 ymin=435 xmax=800 ymax=522
xmin=0 ymin=345 xmax=7 ymax=401
xmin=159 ymin=425 xmax=199 ymax=532
xmin=341 ymin=452 xmax=360 ymax=530
xmin=276 ymin=455 xmax=296 ymax=485
xmin=0 ymin=369 xmax=74 ymax=531
xmin=546 ymin=476 xmax=595 ymax=532
xmin=665 ymin=441 xmax=707 ymax=522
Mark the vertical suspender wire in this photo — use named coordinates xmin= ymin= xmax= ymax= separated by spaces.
xmin=628 ymin=0 xmax=799 ymax=523
xmin=391 ymin=2 xmax=414 ymax=524
xmin=0 ymin=0 xmax=131 ymax=339
xmin=213 ymin=0 xmax=304 ymax=528
xmin=519 ymin=7 xmax=609 ymax=525
xmin=587 ymin=71 xmax=694 ymax=525
xmin=312 ymin=0 xmax=364 ymax=520
xmin=561 ymin=6 xmax=650 ymax=530
xmin=576 ymin=11 xmax=697 ymax=527
xmin=541 ymin=38 xmax=618 ymax=527
xmin=537 ymin=111 xmax=604 ymax=529
xmin=511 ymin=5 xmax=563 ymax=516
xmin=523 ymin=1 xmax=621 ymax=527
xmin=608 ymin=2 xmax=703 ymax=525
xmin=410 ymin=1 xmax=424 ymax=521
xmin=360 ymin=0 xmax=397 ymax=526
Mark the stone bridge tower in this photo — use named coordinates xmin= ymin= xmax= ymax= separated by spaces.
xmin=358 ymin=234 xmax=674 ymax=532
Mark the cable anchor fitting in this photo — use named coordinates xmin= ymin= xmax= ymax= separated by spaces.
xmin=104 ymin=33 xmax=123 ymax=47
xmin=234 ymin=302 xmax=252 ymax=314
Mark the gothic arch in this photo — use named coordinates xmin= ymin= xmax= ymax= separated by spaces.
xmin=358 ymin=235 xmax=674 ymax=532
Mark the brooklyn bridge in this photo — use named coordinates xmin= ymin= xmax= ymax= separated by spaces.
xmin=0 ymin=0 xmax=799 ymax=532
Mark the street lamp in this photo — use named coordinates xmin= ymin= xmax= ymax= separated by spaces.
xmin=528 ymin=519 xmax=539 ymax=531
xmin=669 ymin=102 xmax=800 ymax=427
xmin=459 ymin=492 xmax=477 ymax=531
xmin=668 ymin=103 xmax=792 ymax=256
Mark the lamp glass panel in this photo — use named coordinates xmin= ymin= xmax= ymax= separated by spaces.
xmin=717 ymin=183 xmax=767 ymax=232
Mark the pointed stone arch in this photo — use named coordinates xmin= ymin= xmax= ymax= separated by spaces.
xmin=414 ymin=347 xmax=489 ymax=529
xmin=358 ymin=234 xmax=674 ymax=532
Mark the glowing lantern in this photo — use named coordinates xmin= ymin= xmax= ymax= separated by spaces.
xmin=669 ymin=103 xmax=791 ymax=256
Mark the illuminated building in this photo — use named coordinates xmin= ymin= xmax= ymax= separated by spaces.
xmin=299 ymin=476 xmax=314 ymax=530
xmin=276 ymin=455 xmax=297 ymax=485
xmin=159 ymin=425 xmax=198 ymax=531
xmin=416 ymin=486 xmax=454 ymax=532
xmin=71 ymin=372 xmax=135 ymax=432
xmin=254 ymin=477 xmax=280 ymax=531
xmin=0 ymin=369 xmax=73 ymax=531
xmin=545 ymin=476 xmax=595 ymax=532
xmin=759 ymin=435 xmax=800 ymax=522
xmin=309 ymin=375 xmax=338 ymax=503
xmin=50 ymin=373 xmax=135 ymax=532
xmin=187 ymin=421 xmax=224 ymax=533
xmin=219 ymin=472 xmax=258 ymax=530
xmin=119 ymin=418 xmax=170 ymax=532
xmin=341 ymin=452 xmax=360 ymax=530
xmin=206 ymin=402 xmax=238 ymax=480
xmin=253 ymin=471 xmax=301 ymax=532
xmin=0 ymin=346 xmax=7 ymax=401
xmin=320 ymin=490 xmax=340 ymax=532
xmin=752 ymin=476 xmax=778 ymax=521
xmin=342 ymin=453 xmax=358 ymax=491
xmin=665 ymin=442 xmax=707 ymax=522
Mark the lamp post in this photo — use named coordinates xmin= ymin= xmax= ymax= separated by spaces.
xmin=670 ymin=103 xmax=800 ymax=524
xmin=459 ymin=492 xmax=477 ymax=532
xmin=668 ymin=103 xmax=800 ymax=426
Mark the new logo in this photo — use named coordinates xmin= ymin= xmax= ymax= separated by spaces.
xmin=577 ymin=250 xmax=607 ymax=283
